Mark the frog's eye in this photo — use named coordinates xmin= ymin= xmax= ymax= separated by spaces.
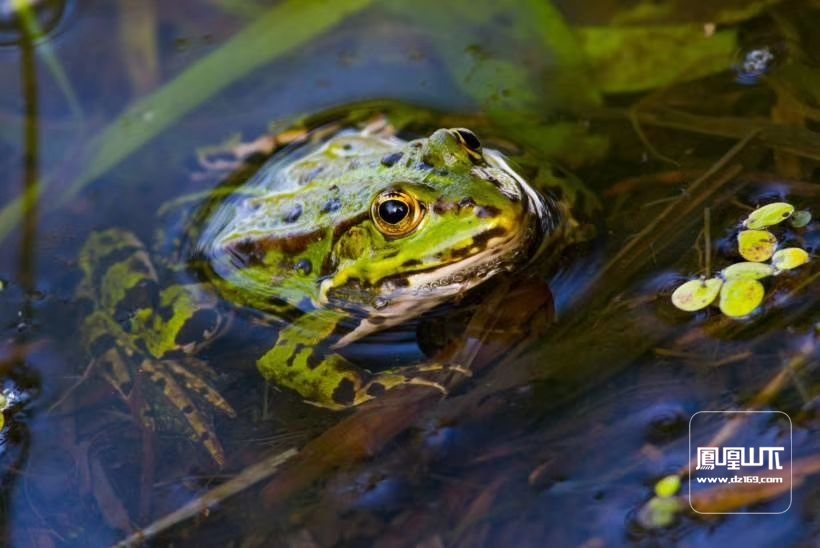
xmin=371 ymin=190 xmax=424 ymax=238
xmin=452 ymin=128 xmax=482 ymax=160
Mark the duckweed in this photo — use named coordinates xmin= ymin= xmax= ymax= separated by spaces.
xmin=743 ymin=201 xmax=794 ymax=229
xmin=721 ymin=262 xmax=775 ymax=280
xmin=737 ymin=229 xmax=777 ymax=262
xmin=719 ymin=278 xmax=765 ymax=318
xmin=772 ymin=247 xmax=809 ymax=271
xmin=671 ymin=278 xmax=722 ymax=311
xmin=671 ymin=201 xmax=811 ymax=319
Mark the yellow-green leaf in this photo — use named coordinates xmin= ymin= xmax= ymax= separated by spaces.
xmin=671 ymin=278 xmax=722 ymax=312
xmin=655 ymin=475 xmax=681 ymax=498
xmin=721 ymin=262 xmax=775 ymax=280
xmin=744 ymin=202 xmax=794 ymax=229
xmin=772 ymin=248 xmax=810 ymax=271
xmin=719 ymin=278 xmax=764 ymax=318
xmin=738 ymin=229 xmax=777 ymax=262
xmin=637 ymin=496 xmax=682 ymax=529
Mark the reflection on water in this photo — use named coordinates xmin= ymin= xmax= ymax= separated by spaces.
xmin=0 ymin=1 xmax=816 ymax=546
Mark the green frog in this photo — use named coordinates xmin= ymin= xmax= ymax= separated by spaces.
xmin=77 ymin=123 xmax=563 ymax=465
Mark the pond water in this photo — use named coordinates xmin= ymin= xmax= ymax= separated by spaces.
xmin=0 ymin=1 xmax=817 ymax=546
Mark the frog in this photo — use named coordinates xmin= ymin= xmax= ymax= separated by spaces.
xmin=77 ymin=121 xmax=565 ymax=465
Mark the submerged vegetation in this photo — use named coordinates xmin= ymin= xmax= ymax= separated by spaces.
xmin=0 ymin=0 xmax=816 ymax=546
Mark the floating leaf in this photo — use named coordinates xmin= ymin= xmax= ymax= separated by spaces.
xmin=637 ymin=496 xmax=682 ymax=529
xmin=721 ymin=262 xmax=775 ymax=280
xmin=737 ymin=229 xmax=777 ymax=262
xmin=671 ymin=278 xmax=722 ymax=312
xmin=719 ymin=278 xmax=764 ymax=318
xmin=789 ymin=210 xmax=812 ymax=228
xmin=772 ymin=248 xmax=810 ymax=271
xmin=654 ymin=475 xmax=681 ymax=498
xmin=744 ymin=202 xmax=794 ymax=229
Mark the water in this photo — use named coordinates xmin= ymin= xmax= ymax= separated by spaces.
xmin=0 ymin=1 xmax=817 ymax=546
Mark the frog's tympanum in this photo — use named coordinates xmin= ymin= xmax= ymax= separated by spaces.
xmin=78 ymin=126 xmax=559 ymax=464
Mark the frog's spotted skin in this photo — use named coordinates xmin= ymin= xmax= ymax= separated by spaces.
xmin=196 ymin=127 xmax=554 ymax=408
xmin=78 ymin=229 xmax=236 ymax=465
xmin=80 ymin=125 xmax=557 ymax=464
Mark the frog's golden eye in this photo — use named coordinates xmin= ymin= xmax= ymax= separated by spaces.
xmin=371 ymin=190 xmax=424 ymax=238
xmin=452 ymin=128 xmax=483 ymax=160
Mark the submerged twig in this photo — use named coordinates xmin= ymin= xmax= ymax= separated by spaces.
xmin=703 ymin=207 xmax=711 ymax=277
xmin=115 ymin=448 xmax=298 ymax=547
xmin=592 ymin=129 xmax=758 ymax=290
xmin=619 ymin=108 xmax=820 ymax=161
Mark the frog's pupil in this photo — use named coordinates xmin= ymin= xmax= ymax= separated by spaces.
xmin=379 ymin=200 xmax=409 ymax=224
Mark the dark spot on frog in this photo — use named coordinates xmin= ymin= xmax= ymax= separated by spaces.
xmin=433 ymin=197 xmax=456 ymax=215
xmin=285 ymin=344 xmax=306 ymax=368
xmin=381 ymin=152 xmax=403 ymax=167
xmin=116 ymin=279 xmax=160 ymax=321
xmin=328 ymin=184 xmax=339 ymax=192
xmin=419 ymin=157 xmax=435 ymax=171
xmin=332 ymin=378 xmax=356 ymax=406
xmin=321 ymin=197 xmax=342 ymax=214
xmin=307 ymin=351 xmax=323 ymax=370
xmin=283 ymin=203 xmax=303 ymax=223
xmin=448 ymin=246 xmax=473 ymax=260
xmin=402 ymin=258 xmax=422 ymax=267
xmin=458 ymin=197 xmax=476 ymax=209
xmin=181 ymin=404 xmax=195 ymax=415
xmin=472 ymin=226 xmax=507 ymax=249
xmin=175 ymin=309 xmax=220 ymax=347
xmin=476 ymin=205 xmax=501 ymax=218
xmin=294 ymin=259 xmax=312 ymax=275
xmin=298 ymin=167 xmax=324 ymax=186
xmin=231 ymin=239 xmax=266 ymax=267
xmin=366 ymin=382 xmax=386 ymax=397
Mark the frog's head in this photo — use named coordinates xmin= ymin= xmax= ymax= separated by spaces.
xmin=322 ymin=128 xmax=555 ymax=337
